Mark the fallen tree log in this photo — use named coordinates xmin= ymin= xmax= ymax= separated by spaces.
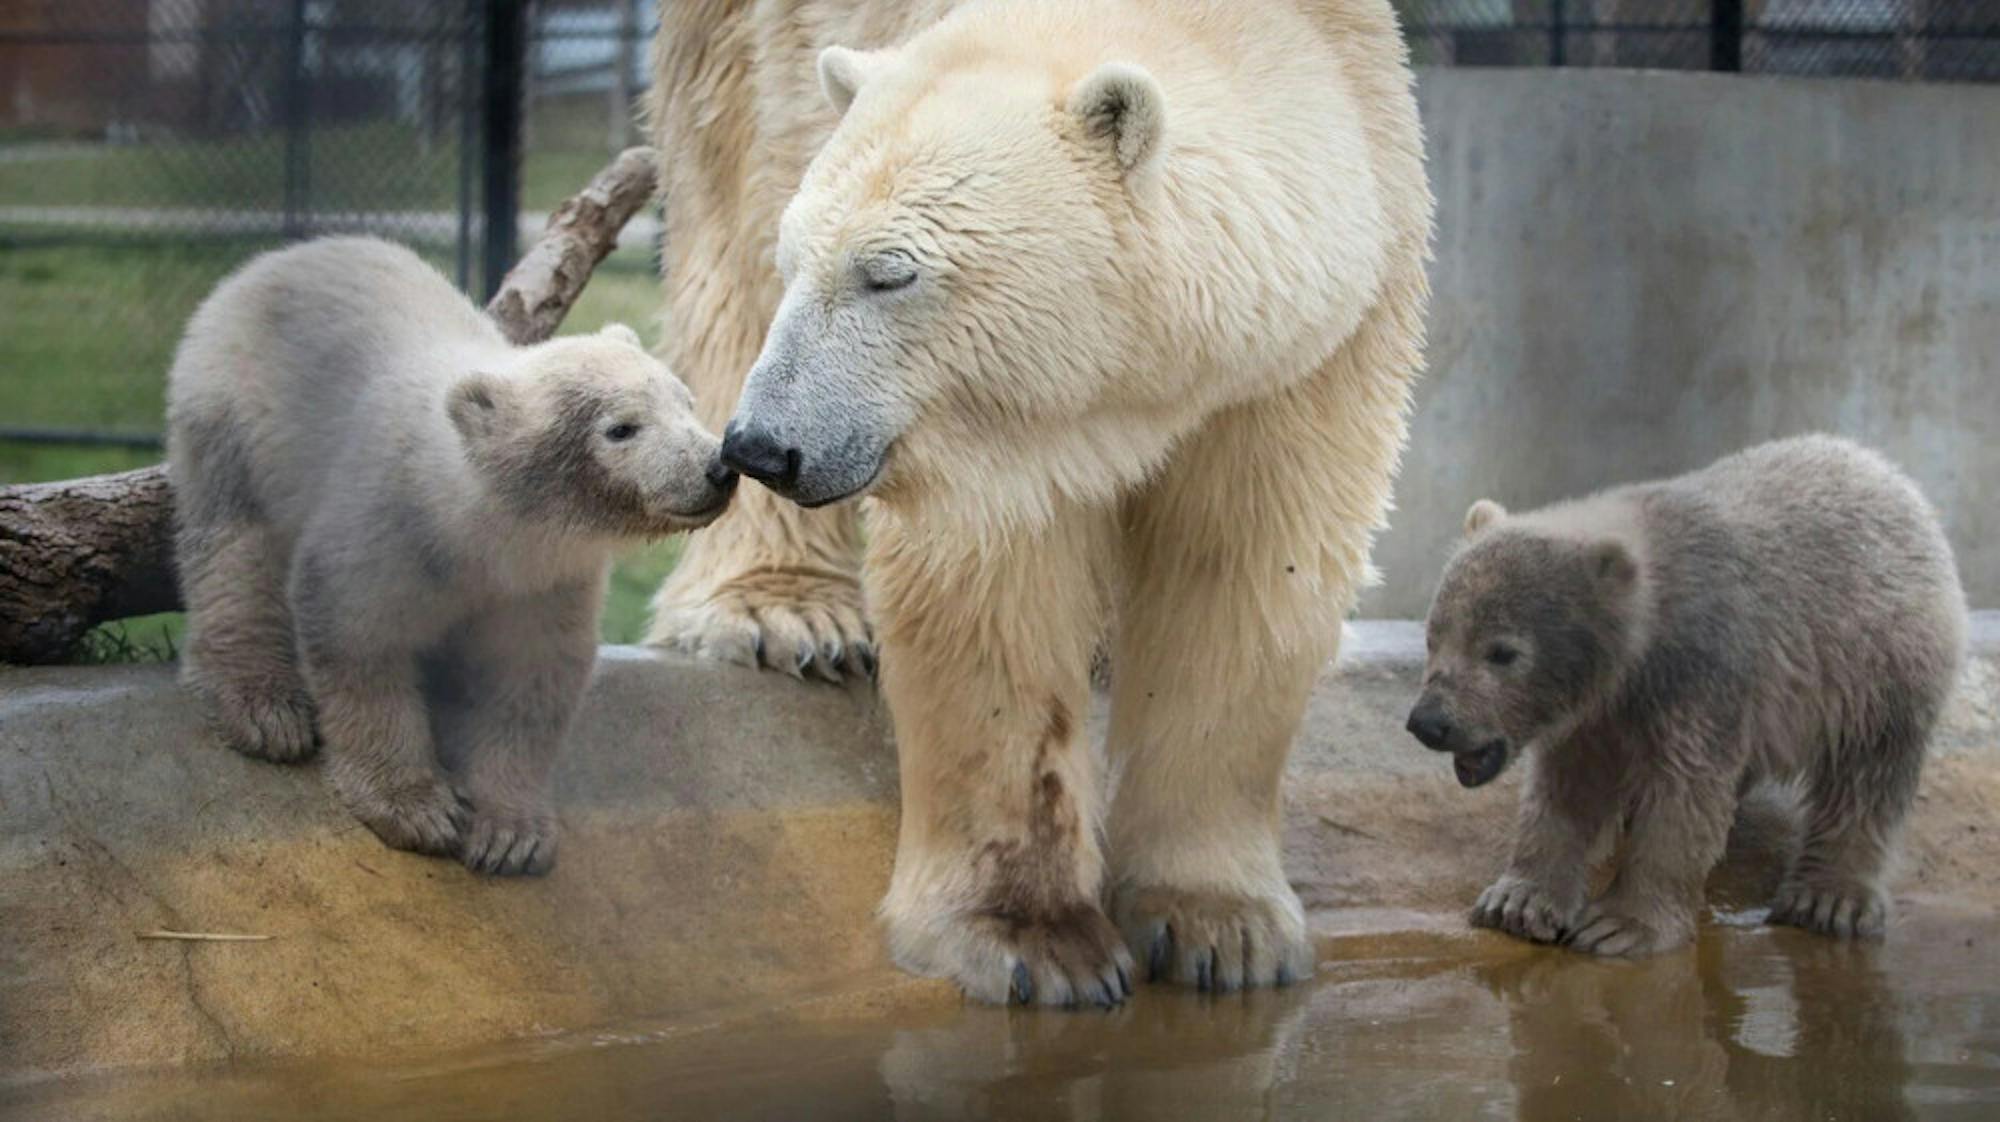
xmin=0 ymin=146 xmax=661 ymax=665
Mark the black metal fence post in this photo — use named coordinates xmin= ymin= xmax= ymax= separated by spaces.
xmin=1550 ymin=0 xmax=1567 ymax=66
xmin=1712 ymin=0 xmax=1743 ymax=72
xmin=456 ymin=0 xmax=480 ymax=290
xmin=282 ymin=0 xmax=312 ymax=239
xmin=480 ymin=0 xmax=529 ymax=300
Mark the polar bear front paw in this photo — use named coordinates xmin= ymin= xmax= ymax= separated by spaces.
xmin=1113 ymin=884 xmax=1315 ymax=992
xmin=204 ymin=683 xmax=319 ymax=763
xmin=1563 ymin=902 xmax=1691 ymax=957
xmin=1768 ymin=879 xmax=1887 ymax=939
xmin=889 ymin=903 xmax=1136 ymax=1008
xmin=647 ymin=570 xmax=873 ymax=684
xmin=1471 ymin=874 xmax=1582 ymax=945
xmin=462 ymin=808 xmax=557 ymax=876
xmin=338 ymin=772 xmax=469 ymax=858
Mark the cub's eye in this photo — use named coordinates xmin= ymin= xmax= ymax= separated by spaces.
xmin=859 ymin=252 xmax=918 ymax=293
xmin=1485 ymin=642 xmax=1520 ymax=667
xmin=604 ymin=422 xmax=641 ymax=442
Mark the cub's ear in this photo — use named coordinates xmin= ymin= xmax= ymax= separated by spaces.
xmin=598 ymin=323 xmax=642 ymax=348
xmin=1590 ymin=539 xmax=1638 ymax=588
xmin=818 ymin=45 xmax=894 ymax=117
xmin=447 ymin=372 xmax=517 ymax=446
xmin=1068 ymin=62 xmax=1165 ymax=173
xmin=1463 ymin=499 xmax=1507 ymax=537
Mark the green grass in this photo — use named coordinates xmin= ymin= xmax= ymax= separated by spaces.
xmin=0 ymin=123 xmax=448 ymax=213
xmin=603 ymin=539 xmax=682 ymax=646
xmin=0 ymin=95 xmax=635 ymax=216
xmin=2 ymin=237 xmax=677 ymax=657
xmin=73 ymin=614 xmax=184 ymax=665
xmin=0 ymin=239 xmax=257 ymax=434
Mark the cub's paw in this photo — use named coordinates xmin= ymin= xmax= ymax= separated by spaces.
xmin=890 ymin=903 xmax=1135 ymax=1008
xmin=647 ymin=571 xmax=873 ymax=684
xmin=198 ymin=682 xmax=319 ymax=763
xmin=338 ymin=773 xmax=469 ymax=858
xmin=1113 ymin=884 xmax=1315 ymax=992
xmin=1471 ymin=875 xmax=1582 ymax=944
xmin=461 ymin=809 xmax=558 ymax=877
xmin=1563 ymin=903 xmax=1690 ymax=958
xmin=1768 ymin=881 xmax=1887 ymax=940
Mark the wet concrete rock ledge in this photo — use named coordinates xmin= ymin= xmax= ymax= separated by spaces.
xmin=3 ymin=615 xmax=1996 ymax=1082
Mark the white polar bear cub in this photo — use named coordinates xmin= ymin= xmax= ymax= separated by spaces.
xmin=167 ymin=236 xmax=735 ymax=875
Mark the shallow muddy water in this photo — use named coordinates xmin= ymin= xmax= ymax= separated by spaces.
xmin=11 ymin=904 xmax=1998 ymax=1122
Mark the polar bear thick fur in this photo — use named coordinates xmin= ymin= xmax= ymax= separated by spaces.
xmin=167 ymin=236 xmax=735 ymax=875
xmin=645 ymin=0 xmax=1431 ymax=1002
xmin=1410 ymin=436 xmax=1965 ymax=955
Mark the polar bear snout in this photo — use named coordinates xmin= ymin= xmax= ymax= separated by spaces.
xmin=1404 ymin=698 xmax=1456 ymax=751
xmin=669 ymin=453 xmax=739 ymax=525
xmin=720 ymin=419 xmax=800 ymax=490
xmin=704 ymin=456 xmax=741 ymax=498
xmin=720 ymin=410 xmax=889 ymax=510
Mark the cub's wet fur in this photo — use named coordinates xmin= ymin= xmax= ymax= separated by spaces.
xmin=1409 ymin=435 xmax=1965 ymax=955
xmin=167 ymin=236 xmax=734 ymax=875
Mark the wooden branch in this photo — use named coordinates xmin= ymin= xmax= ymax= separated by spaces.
xmin=487 ymin=146 xmax=660 ymax=346
xmin=0 ymin=147 xmax=661 ymax=665
xmin=0 ymin=468 xmax=179 ymax=663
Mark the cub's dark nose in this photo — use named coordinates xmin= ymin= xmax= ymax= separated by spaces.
xmin=704 ymin=456 xmax=739 ymax=496
xmin=721 ymin=420 xmax=800 ymax=489
xmin=1406 ymin=705 xmax=1455 ymax=751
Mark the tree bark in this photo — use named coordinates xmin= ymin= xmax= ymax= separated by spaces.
xmin=0 ymin=147 xmax=660 ymax=665
xmin=485 ymin=146 xmax=659 ymax=347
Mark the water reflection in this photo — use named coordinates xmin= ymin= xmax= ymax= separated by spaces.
xmin=9 ymin=914 xmax=1995 ymax=1121
xmin=878 ymin=987 xmax=1312 ymax=1120
xmin=1476 ymin=928 xmax=1917 ymax=1122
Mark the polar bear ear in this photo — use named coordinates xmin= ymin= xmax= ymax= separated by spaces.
xmin=1463 ymin=499 xmax=1507 ymax=537
xmin=1590 ymin=539 xmax=1638 ymax=589
xmin=448 ymin=372 xmax=519 ymax=447
xmin=598 ymin=323 xmax=642 ymax=348
xmin=1067 ymin=62 xmax=1165 ymax=173
xmin=818 ymin=45 xmax=892 ymax=117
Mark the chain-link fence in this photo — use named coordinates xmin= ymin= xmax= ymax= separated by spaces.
xmin=4 ymin=0 xmax=1996 ymax=484
xmin=1401 ymin=1 xmax=2000 ymax=81
xmin=0 ymin=0 xmax=657 ymax=484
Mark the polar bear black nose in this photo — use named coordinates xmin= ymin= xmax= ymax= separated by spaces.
xmin=721 ymin=420 xmax=800 ymax=489
xmin=705 ymin=456 xmax=739 ymax=495
xmin=1405 ymin=704 xmax=1455 ymax=751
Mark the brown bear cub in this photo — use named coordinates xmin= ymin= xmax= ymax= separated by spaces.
xmin=1407 ymin=435 xmax=1965 ymax=956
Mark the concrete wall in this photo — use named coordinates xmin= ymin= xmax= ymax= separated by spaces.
xmin=1366 ymin=70 xmax=2000 ymax=617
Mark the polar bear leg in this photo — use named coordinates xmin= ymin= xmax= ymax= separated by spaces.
xmin=1770 ymin=719 xmax=1928 ymax=940
xmin=1104 ymin=590 xmax=1321 ymax=992
xmin=872 ymin=502 xmax=1133 ymax=1007
xmin=431 ymin=575 xmax=602 ymax=877
xmin=294 ymin=560 xmax=467 ymax=858
xmin=179 ymin=518 xmax=319 ymax=764
xmin=172 ymin=411 xmax=317 ymax=762
xmin=1103 ymin=386 xmax=1388 ymax=990
xmin=306 ymin=648 xmax=469 ymax=858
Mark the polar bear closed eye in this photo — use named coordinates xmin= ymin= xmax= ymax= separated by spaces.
xmin=670 ymin=0 xmax=1431 ymax=1005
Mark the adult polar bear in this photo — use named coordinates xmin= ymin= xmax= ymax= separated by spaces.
xmin=646 ymin=0 xmax=1431 ymax=1003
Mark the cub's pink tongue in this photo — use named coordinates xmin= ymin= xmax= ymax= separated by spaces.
xmin=1454 ymin=742 xmax=1507 ymax=788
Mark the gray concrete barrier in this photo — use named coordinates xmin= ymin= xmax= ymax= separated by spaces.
xmin=1373 ymin=70 xmax=2000 ymax=617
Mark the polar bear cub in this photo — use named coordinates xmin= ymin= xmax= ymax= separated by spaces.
xmin=1407 ymin=435 xmax=1965 ymax=953
xmin=167 ymin=236 xmax=735 ymax=874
